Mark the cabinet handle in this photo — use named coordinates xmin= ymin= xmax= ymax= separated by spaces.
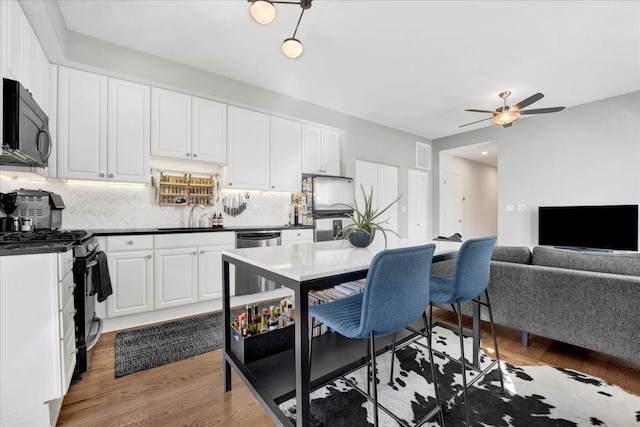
xmin=200 ymin=250 xmax=205 ymax=254
xmin=272 ymin=185 xmax=275 ymax=189
xmin=99 ymin=173 xmax=105 ymax=177
xmin=192 ymin=251 xmax=197 ymax=255
xmin=146 ymin=255 xmax=152 ymax=259
xmin=297 ymin=233 xmax=301 ymax=236
xmin=108 ymin=173 xmax=114 ymax=178
xmin=193 ymin=153 xmax=198 ymax=158
xmin=228 ymin=182 xmax=232 ymax=186
xmin=127 ymin=240 xmax=134 ymax=245
xmin=186 ymin=153 xmax=191 ymax=157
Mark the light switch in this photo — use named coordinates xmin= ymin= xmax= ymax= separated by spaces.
xmin=506 ymin=204 xmax=514 ymax=212
xmin=517 ymin=204 xmax=526 ymax=211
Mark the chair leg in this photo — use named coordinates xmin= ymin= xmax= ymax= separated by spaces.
xmin=424 ymin=313 xmax=445 ymax=427
xmin=484 ymin=289 xmax=505 ymax=395
xmin=370 ymin=332 xmax=379 ymax=427
xmin=366 ymin=337 xmax=371 ymax=395
xmin=456 ymin=300 xmax=471 ymax=427
xmin=388 ymin=332 xmax=397 ymax=386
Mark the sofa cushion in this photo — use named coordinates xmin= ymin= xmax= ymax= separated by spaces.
xmin=491 ymin=246 xmax=532 ymax=264
xmin=532 ymin=246 xmax=640 ymax=276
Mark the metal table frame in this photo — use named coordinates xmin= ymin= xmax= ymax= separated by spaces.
xmin=222 ymin=249 xmax=476 ymax=427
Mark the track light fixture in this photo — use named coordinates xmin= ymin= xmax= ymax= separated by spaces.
xmin=248 ymin=0 xmax=312 ymax=59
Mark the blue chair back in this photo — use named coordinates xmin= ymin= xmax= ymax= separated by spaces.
xmin=356 ymin=244 xmax=436 ymax=338
xmin=450 ymin=235 xmax=497 ymax=301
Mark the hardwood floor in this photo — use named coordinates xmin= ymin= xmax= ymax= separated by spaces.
xmin=57 ymin=308 xmax=640 ymax=426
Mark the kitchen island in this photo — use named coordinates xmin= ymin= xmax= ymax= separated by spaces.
xmin=221 ymin=238 xmax=462 ymax=427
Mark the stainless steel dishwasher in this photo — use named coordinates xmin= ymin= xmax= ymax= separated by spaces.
xmin=235 ymin=231 xmax=282 ymax=296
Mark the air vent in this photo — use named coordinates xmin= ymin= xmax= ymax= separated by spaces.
xmin=416 ymin=142 xmax=431 ymax=170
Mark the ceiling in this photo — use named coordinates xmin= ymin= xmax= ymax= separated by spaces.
xmin=56 ymin=1 xmax=640 ymax=140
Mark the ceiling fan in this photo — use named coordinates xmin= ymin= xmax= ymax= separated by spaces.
xmin=460 ymin=91 xmax=565 ymax=128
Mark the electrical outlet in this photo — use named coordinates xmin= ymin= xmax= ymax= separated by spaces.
xmin=517 ymin=204 xmax=526 ymax=211
xmin=253 ymin=205 xmax=260 ymax=215
xmin=506 ymin=204 xmax=514 ymax=212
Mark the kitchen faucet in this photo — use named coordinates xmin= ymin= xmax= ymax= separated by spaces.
xmin=188 ymin=204 xmax=206 ymax=228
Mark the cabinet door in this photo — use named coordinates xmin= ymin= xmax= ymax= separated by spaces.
xmin=106 ymin=250 xmax=154 ymax=318
xmin=154 ymin=248 xmax=198 ymax=309
xmin=302 ymin=124 xmax=323 ymax=174
xmin=36 ymin=45 xmax=50 ymax=116
xmin=322 ymin=128 xmax=341 ymax=176
xmin=151 ymin=88 xmax=192 ymax=160
xmin=57 ymin=67 xmax=108 ymax=180
xmin=227 ymin=106 xmax=270 ymax=190
xmin=2 ymin=0 xmax=25 ymax=82
xmin=270 ymin=116 xmax=301 ymax=192
xmin=108 ymin=78 xmax=150 ymax=183
xmin=198 ymin=244 xmax=232 ymax=301
xmin=192 ymin=97 xmax=227 ymax=164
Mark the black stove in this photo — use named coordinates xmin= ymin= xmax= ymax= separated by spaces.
xmin=0 ymin=229 xmax=97 ymax=257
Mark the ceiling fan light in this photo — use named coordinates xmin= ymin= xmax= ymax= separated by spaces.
xmin=491 ymin=111 xmax=520 ymax=125
xmin=282 ymin=38 xmax=303 ymax=58
xmin=250 ymin=0 xmax=276 ymax=25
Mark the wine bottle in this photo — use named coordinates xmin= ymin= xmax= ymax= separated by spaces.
xmin=268 ymin=306 xmax=278 ymax=331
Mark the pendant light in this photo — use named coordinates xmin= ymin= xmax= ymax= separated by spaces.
xmin=248 ymin=0 xmax=312 ymax=59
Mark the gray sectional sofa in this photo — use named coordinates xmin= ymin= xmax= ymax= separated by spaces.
xmin=430 ymin=245 xmax=640 ymax=363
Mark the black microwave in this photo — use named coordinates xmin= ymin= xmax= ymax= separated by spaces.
xmin=1 ymin=78 xmax=51 ymax=168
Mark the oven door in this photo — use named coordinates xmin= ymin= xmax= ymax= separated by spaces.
xmin=74 ymin=249 xmax=104 ymax=374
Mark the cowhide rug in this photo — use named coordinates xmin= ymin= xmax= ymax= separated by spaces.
xmin=279 ymin=326 xmax=640 ymax=426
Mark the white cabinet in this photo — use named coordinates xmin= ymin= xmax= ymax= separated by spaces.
xmin=1 ymin=251 xmax=75 ymax=427
xmin=270 ymin=116 xmax=302 ymax=192
xmin=281 ymin=229 xmax=314 ymax=244
xmin=151 ymin=89 xmax=227 ymax=164
xmin=302 ymin=124 xmax=341 ymax=176
xmin=107 ymin=78 xmax=150 ymax=183
xmin=154 ymin=247 xmax=199 ymax=309
xmin=58 ymin=68 xmax=150 ymax=182
xmin=192 ymin=96 xmax=227 ymax=163
xmin=105 ymin=235 xmax=154 ymax=318
xmin=226 ymin=106 xmax=270 ymax=190
xmin=57 ymin=67 xmax=108 ymax=179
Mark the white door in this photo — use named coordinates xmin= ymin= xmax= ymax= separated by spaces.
xmin=301 ymin=125 xmax=323 ymax=174
xmin=108 ymin=78 xmax=150 ymax=183
xmin=198 ymin=244 xmax=229 ymax=301
xmin=151 ymin=88 xmax=192 ymax=160
xmin=226 ymin=106 xmax=270 ymax=190
xmin=192 ymin=97 xmax=227 ymax=164
xmin=106 ymin=251 xmax=154 ymax=318
xmin=355 ymin=160 xmax=378 ymax=208
xmin=270 ymin=116 xmax=302 ymax=192
xmin=154 ymin=248 xmax=198 ymax=309
xmin=408 ymin=170 xmax=429 ymax=240
xmin=377 ymin=163 xmax=399 ymax=234
xmin=321 ymin=129 xmax=341 ymax=176
xmin=57 ymin=67 xmax=108 ymax=180
xmin=442 ymin=171 xmax=463 ymax=236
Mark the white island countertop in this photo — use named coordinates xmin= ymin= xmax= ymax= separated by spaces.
xmin=222 ymin=238 xmax=462 ymax=283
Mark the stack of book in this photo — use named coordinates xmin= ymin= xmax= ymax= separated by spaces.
xmin=309 ymin=279 xmax=366 ymax=336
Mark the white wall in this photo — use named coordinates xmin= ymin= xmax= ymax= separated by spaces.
xmin=433 ymin=91 xmax=640 ymax=247
xmin=439 ymin=153 xmax=498 ymax=239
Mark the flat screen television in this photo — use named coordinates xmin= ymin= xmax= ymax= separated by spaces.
xmin=538 ymin=204 xmax=638 ymax=251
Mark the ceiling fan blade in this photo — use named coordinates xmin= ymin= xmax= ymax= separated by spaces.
xmin=464 ymin=109 xmax=496 ymax=114
xmin=519 ymin=107 xmax=566 ymax=115
xmin=510 ymin=93 xmax=544 ymax=111
xmin=459 ymin=117 xmax=492 ymax=128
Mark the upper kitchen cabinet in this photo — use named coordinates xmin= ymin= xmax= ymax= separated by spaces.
xmin=1 ymin=0 xmax=50 ymax=114
xmin=270 ymin=116 xmax=302 ymax=192
xmin=302 ymin=124 xmax=341 ymax=176
xmin=151 ymin=88 xmax=227 ymax=164
xmin=226 ymin=106 xmax=270 ymax=190
xmin=58 ymin=67 xmax=150 ymax=183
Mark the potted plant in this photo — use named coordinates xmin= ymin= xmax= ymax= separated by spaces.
xmin=336 ymin=185 xmax=401 ymax=248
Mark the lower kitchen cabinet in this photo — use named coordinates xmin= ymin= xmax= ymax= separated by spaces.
xmin=106 ymin=250 xmax=154 ymax=317
xmin=281 ymin=228 xmax=314 ymax=243
xmin=153 ymin=247 xmax=199 ymax=309
xmin=198 ymin=244 xmax=231 ymax=301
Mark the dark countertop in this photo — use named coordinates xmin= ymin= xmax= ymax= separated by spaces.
xmin=89 ymin=224 xmax=314 ymax=237
xmin=0 ymin=241 xmax=74 ymax=257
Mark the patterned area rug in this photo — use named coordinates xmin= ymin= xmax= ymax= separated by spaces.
xmin=114 ymin=297 xmax=283 ymax=377
xmin=280 ymin=326 xmax=640 ymax=426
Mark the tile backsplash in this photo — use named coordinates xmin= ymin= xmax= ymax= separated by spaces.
xmin=0 ymin=175 xmax=293 ymax=230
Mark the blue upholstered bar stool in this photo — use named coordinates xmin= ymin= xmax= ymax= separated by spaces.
xmin=429 ymin=235 xmax=504 ymax=426
xmin=309 ymin=244 xmax=444 ymax=427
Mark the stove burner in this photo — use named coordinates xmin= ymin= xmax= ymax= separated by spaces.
xmin=1 ymin=229 xmax=90 ymax=242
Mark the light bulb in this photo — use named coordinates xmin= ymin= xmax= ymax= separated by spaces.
xmin=250 ymin=0 xmax=276 ymax=25
xmin=282 ymin=38 xmax=303 ymax=58
xmin=491 ymin=111 xmax=520 ymax=125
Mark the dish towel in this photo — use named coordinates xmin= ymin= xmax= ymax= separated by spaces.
xmin=91 ymin=251 xmax=113 ymax=303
